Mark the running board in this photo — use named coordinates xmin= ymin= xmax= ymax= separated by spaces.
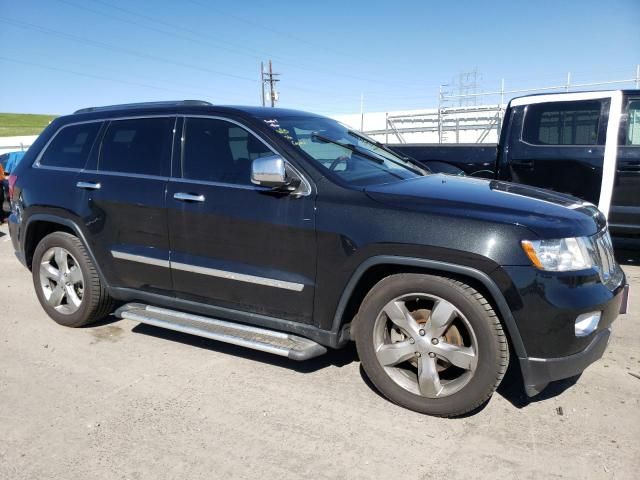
xmin=115 ymin=303 xmax=327 ymax=361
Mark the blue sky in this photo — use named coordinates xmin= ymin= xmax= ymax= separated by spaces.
xmin=0 ymin=0 xmax=638 ymax=115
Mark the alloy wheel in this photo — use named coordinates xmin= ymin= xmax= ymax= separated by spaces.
xmin=38 ymin=247 xmax=85 ymax=315
xmin=372 ymin=293 xmax=478 ymax=398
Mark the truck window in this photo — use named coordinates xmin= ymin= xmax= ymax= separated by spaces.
xmin=522 ymin=101 xmax=603 ymax=146
xmin=39 ymin=122 xmax=101 ymax=169
xmin=626 ymin=100 xmax=640 ymax=145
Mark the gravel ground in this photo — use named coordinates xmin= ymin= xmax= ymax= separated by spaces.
xmin=1 ymin=222 xmax=639 ymax=480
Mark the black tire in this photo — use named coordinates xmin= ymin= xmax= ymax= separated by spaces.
xmin=32 ymin=231 xmax=114 ymax=327
xmin=354 ymin=273 xmax=509 ymax=417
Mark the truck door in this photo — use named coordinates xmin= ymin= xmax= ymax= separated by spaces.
xmin=503 ymin=91 xmax=623 ymax=218
xmin=609 ymin=95 xmax=640 ymax=234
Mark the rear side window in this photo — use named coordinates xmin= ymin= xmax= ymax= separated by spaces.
xmin=523 ymin=101 xmax=603 ymax=146
xmin=99 ymin=117 xmax=174 ymax=176
xmin=182 ymin=118 xmax=273 ymax=185
xmin=39 ymin=122 xmax=101 ymax=168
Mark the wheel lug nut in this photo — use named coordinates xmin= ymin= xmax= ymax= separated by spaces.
xmin=416 ymin=353 xmax=421 ymax=357
xmin=428 ymin=352 xmax=436 ymax=358
xmin=409 ymin=338 xmax=415 ymax=344
xmin=419 ymin=329 xmax=425 ymax=336
xmin=431 ymin=338 xmax=439 ymax=345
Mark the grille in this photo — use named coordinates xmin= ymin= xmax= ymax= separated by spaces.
xmin=590 ymin=229 xmax=618 ymax=284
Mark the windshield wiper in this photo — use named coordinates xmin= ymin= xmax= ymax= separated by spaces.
xmin=346 ymin=130 xmax=429 ymax=175
xmin=311 ymin=132 xmax=384 ymax=164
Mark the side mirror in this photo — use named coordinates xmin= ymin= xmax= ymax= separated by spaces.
xmin=251 ymin=155 xmax=288 ymax=188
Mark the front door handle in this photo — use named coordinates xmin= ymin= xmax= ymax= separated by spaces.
xmin=76 ymin=181 xmax=101 ymax=190
xmin=174 ymin=192 xmax=205 ymax=202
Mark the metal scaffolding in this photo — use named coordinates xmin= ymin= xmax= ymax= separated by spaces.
xmin=369 ymin=66 xmax=640 ymax=144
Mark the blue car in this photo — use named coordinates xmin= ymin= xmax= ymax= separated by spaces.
xmin=1 ymin=151 xmax=26 ymax=221
xmin=1 ymin=150 xmax=26 ymax=174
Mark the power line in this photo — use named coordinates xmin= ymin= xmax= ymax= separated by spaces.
xmin=0 ymin=16 xmax=258 ymax=83
xmin=0 ymin=56 xmax=216 ymax=100
xmin=87 ymin=0 xmax=428 ymax=92
xmin=185 ymin=0 xmax=371 ymax=64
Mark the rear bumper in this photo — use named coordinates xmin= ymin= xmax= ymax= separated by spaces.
xmin=519 ymin=328 xmax=611 ymax=397
xmin=8 ymin=212 xmax=26 ymax=267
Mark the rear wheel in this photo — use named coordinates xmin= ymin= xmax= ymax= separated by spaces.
xmin=355 ymin=273 xmax=509 ymax=416
xmin=32 ymin=232 xmax=114 ymax=327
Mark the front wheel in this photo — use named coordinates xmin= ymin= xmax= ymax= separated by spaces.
xmin=355 ymin=273 xmax=509 ymax=417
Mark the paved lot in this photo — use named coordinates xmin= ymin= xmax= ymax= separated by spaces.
xmin=0 ymin=222 xmax=639 ymax=480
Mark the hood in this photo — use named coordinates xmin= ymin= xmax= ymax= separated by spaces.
xmin=364 ymin=174 xmax=606 ymax=239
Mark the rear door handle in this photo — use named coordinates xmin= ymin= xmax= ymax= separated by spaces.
xmin=174 ymin=192 xmax=205 ymax=202
xmin=76 ymin=181 xmax=101 ymax=190
xmin=511 ymin=159 xmax=534 ymax=168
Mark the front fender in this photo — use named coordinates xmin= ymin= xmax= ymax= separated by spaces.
xmin=330 ymin=255 xmax=527 ymax=360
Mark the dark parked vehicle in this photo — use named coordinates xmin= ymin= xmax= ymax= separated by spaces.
xmin=389 ymin=143 xmax=497 ymax=178
xmin=8 ymin=101 xmax=629 ymax=416
xmin=391 ymin=90 xmax=640 ymax=242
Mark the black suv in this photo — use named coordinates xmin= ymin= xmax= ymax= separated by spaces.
xmin=8 ymin=101 xmax=629 ymax=416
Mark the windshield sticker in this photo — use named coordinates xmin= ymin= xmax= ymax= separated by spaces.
xmin=264 ymin=121 xmax=304 ymax=146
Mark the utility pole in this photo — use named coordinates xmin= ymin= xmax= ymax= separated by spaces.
xmin=360 ymin=93 xmax=364 ymax=132
xmin=260 ymin=60 xmax=280 ymax=107
xmin=260 ymin=61 xmax=266 ymax=107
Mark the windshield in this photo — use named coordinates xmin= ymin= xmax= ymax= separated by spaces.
xmin=259 ymin=114 xmax=426 ymax=186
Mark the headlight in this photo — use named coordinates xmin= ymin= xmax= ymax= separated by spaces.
xmin=521 ymin=237 xmax=593 ymax=271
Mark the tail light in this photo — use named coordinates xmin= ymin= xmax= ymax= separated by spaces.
xmin=8 ymin=174 xmax=18 ymax=201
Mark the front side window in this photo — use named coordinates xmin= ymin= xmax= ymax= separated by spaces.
xmin=182 ymin=118 xmax=273 ymax=185
xmin=99 ymin=117 xmax=174 ymax=176
xmin=255 ymin=114 xmax=425 ymax=187
xmin=523 ymin=100 xmax=604 ymax=146
xmin=625 ymin=99 xmax=640 ymax=145
xmin=39 ymin=122 xmax=101 ymax=169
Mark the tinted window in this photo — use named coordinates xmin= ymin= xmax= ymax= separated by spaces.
xmin=40 ymin=122 xmax=101 ymax=168
xmin=523 ymin=101 xmax=603 ymax=146
xmin=182 ymin=118 xmax=273 ymax=184
xmin=626 ymin=100 xmax=640 ymax=145
xmin=99 ymin=117 xmax=174 ymax=176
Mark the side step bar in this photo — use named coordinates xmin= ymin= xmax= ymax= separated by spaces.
xmin=115 ymin=303 xmax=327 ymax=361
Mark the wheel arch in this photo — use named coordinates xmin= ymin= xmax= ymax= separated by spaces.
xmin=23 ymin=214 xmax=109 ymax=287
xmin=332 ymin=256 xmax=527 ymax=358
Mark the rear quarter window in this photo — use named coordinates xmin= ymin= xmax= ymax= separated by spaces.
xmin=39 ymin=122 xmax=102 ymax=169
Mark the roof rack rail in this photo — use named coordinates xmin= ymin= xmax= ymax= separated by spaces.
xmin=73 ymin=100 xmax=213 ymax=115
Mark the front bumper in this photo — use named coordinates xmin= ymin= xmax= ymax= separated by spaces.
xmin=519 ymin=328 xmax=611 ymax=396
xmin=497 ymin=265 xmax=626 ymax=397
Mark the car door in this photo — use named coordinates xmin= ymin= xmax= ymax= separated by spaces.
xmin=609 ymin=95 xmax=640 ymax=233
xmin=76 ymin=116 xmax=176 ymax=294
xmin=507 ymin=98 xmax=609 ymax=205
xmin=167 ymin=115 xmax=317 ymax=324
